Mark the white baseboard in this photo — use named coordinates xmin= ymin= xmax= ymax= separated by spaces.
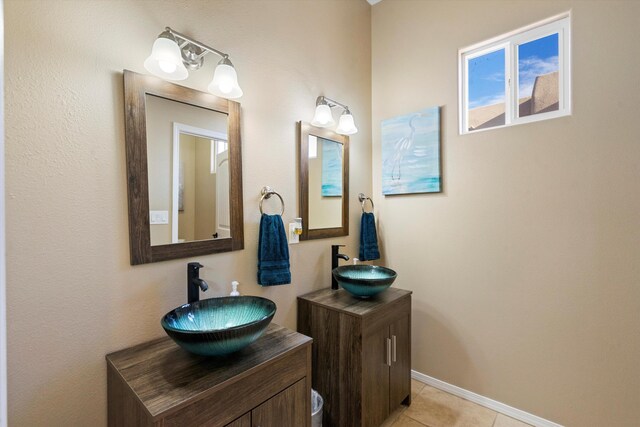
xmin=411 ymin=370 xmax=563 ymax=427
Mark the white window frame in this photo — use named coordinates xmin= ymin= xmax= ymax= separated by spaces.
xmin=459 ymin=12 xmax=571 ymax=135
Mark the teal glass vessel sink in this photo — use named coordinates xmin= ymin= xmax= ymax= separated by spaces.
xmin=161 ymin=296 xmax=276 ymax=356
xmin=332 ymin=265 xmax=397 ymax=298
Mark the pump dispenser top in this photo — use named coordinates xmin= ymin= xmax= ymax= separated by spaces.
xmin=230 ymin=281 xmax=240 ymax=296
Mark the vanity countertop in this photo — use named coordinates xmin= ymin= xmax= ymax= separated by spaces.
xmin=297 ymin=287 xmax=411 ymax=317
xmin=106 ymin=323 xmax=311 ymax=419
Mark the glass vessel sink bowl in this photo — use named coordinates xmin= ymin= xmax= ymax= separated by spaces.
xmin=161 ymin=296 xmax=276 ymax=356
xmin=332 ymin=265 xmax=397 ymax=298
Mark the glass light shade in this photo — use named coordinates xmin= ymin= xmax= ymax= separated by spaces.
xmin=208 ymin=62 xmax=243 ymax=99
xmin=144 ymin=37 xmax=189 ymax=81
xmin=311 ymin=104 xmax=335 ymax=127
xmin=336 ymin=112 xmax=358 ymax=135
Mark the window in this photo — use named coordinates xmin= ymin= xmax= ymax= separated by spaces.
xmin=308 ymin=135 xmax=318 ymax=159
xmin=210 ymin=139 xmax=228 ymax=174
xmin=459 ymin=13 xmax=571 ymax=134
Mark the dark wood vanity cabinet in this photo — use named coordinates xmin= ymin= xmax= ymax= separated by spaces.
xmin=250 ymin=378 xmax=307 ymax=426
xmin=297 ymin=288 xmax=412 ymax=427
xmin=106 ymin=324 xmax=311 ymax=427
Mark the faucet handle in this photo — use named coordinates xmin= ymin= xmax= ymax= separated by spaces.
xmin=332 ymin=244 xmax=346 ymax=249
xmin=188 ymin=262 xmax=204 ymax=270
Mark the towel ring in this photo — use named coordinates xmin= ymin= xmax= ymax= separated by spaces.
xmin=358 ymin=193 xmax=374 ymax=213
xmin=260 ymin=186 xmax=285 ymax=216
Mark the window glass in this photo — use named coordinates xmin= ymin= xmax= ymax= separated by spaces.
xmin=459 ymin=14 xmax=570 ymax=134
xmin=467 ymin=49 xmax=506 ymax=131
xmin=518 ymin=33 xmax=560 ymax=117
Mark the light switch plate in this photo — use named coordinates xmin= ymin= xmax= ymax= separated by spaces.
xmin=150 ymin=210 xmax=169 ymax=225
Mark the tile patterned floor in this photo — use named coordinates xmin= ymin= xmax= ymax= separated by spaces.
xmin=380 ymin=379 xmax=533 ymax=427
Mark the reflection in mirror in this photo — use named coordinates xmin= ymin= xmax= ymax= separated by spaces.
xmin=298 ymin=122 xmax=349 ymax=240
xmin=145 ymin=95 xmax=230 ymax=246
xmin=307 ymin=135 xmax=343 ymax=229
xmin=173 ymin=132 xmax=230 ymax=243
xmin=124 ymin=70 xmax=243 ymax=265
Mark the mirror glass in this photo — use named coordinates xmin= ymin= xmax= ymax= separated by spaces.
xmin=307 ymin=135 xmax=343 ymax=229
xmin=298 ymin=121 xmax=348 ymax=240
xmin=145 ymin=94 xmax=230 ymax=246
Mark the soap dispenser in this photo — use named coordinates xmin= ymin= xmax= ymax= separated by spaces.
xmin=230 ymin=281 xmax=240 ymax=296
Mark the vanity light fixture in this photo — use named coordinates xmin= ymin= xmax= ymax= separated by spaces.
xmin=144 ymin=27 xmax=243 ymax=99
xmin=311 ymin=96 xmax=358 ymax=135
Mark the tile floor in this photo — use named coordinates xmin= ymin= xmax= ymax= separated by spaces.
xmin=381 ymin=379 xmax=533 ymax=427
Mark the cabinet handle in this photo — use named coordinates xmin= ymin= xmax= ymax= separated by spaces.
xmin=386 ymin=338 xmax=392 ymax=366
xmin=392 ymin=335 xmax=397 ymax=363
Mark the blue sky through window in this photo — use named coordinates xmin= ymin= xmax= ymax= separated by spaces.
xmin=468 ymin=49 xmax=505 ymax=109
xmin=468 ymin=33 xmax=559 ymax=110
xmin=518 ymin=33 xmax=559 ymax=98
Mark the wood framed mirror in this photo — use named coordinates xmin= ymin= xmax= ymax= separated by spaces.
xmin=124 ymin=70 xmax=243 ymax=265
xmin=298 ymin=121 xmax=349 ymax=240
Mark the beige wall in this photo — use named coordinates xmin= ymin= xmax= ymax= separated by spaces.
xmin=0 ymin=0 xmax=6 ymax=423
xmin=178 ymin=134 xmax=196 ymax=242
xmin=372 ymin=1 xmax=640 ymax=426
xmin=4 ymin=0 xmax=371 ymax=425
xmin=194 ymin=136 xmax=216 ymax=241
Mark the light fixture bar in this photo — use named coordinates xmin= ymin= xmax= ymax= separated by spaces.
xmin=317 ymin=95 xmax=349 ymax=111
xmin=165 ymin=27 xmax=228 ymax=60
xmin=312 ymin=95 xmax=358 ymax=134
xmin=144 ymin=27 xmax=243 ymax=98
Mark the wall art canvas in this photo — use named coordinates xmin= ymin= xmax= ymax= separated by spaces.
xmin=381 ymin=106 xmax=441 ymax=195
xmin=321 ymin=138 xmax=343 ymax=197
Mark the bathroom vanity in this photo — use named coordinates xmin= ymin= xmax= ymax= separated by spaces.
xmin=297 ymin=287 xmax=412 ymax=427
xmin=106 ymin=324 xmax=312 ymax=427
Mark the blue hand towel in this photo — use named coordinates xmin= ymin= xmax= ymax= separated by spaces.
xmin=257 ymin=214 xmax=291 ymax=286
xmin=359 ymin=212 xmax=380 ymax=261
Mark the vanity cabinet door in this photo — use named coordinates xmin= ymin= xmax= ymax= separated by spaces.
xmin=362 ymin=326 xmax=391 ymax=427
xmin=252 ymin=379 xmax=307 ymax=427
xmin=225 ymin=413 xmax=251 ymax=427
xmin=297 ymin=288 xmax=411 ymax=427
xmin=389 ymin=314 xmax=411 ymax=408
